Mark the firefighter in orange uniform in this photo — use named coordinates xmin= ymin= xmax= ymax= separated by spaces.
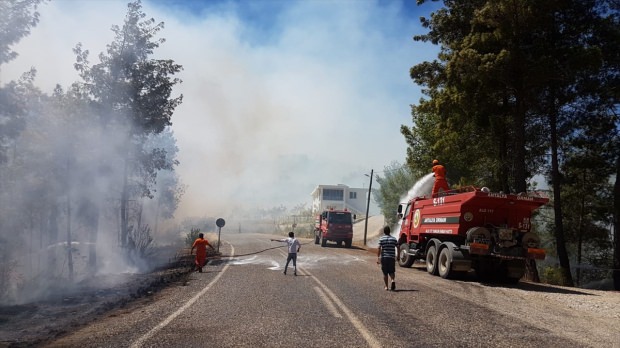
xmin=432 ymin=159 xmax=450 ymax=196
xmin=190 ymin=233 xmax=213 ymax=273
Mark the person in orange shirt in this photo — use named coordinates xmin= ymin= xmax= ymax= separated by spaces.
xmin=190 ymin=233 xmax=213 ymax=273
xmin=432 ymin=159 xmax=450 ymax=196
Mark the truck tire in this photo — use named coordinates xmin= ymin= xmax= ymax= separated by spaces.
xmin=314 ymin=233 xmax=320 ymax=245
xmin=345 ymin=239 xmax=352 ymax=248
xmin=438 ymin=247 xmax=453 ymax=279
xmin=426 ymin=244 xmax=438 ymax=275
xmin=321 ymin=235 xmax=327 ymax=247
xmin=398 ymin=243 xmax=415 ymax=268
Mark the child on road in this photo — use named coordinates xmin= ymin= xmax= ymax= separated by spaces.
xmin=271 ymin=232 xmax=301 ymax=276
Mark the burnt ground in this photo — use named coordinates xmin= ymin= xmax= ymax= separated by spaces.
xmin=0 ymin=246 xmax=201 ymax=348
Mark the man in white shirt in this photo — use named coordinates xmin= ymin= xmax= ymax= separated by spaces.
xmin=271 ymin=231 xmax=301 ymax=276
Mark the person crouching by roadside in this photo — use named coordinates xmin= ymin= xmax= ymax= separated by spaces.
xmin=191 ymin=233 xmax=213 ymax=273
xmin=271 ymin=231 xmax=301 ymax=276
xmin=377 ymin=226 xmax=399 ymax=291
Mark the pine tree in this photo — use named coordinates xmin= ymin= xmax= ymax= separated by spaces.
xmin=407 ymin=0 xmax=618 ymax=285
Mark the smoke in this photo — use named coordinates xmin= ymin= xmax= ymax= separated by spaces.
xmin=0 ymin=96 xmax=183 ymax=304
xmin=1 ymin=0 xmax=438 ymax=220
xmin=364 ymin=173 xmax=434 ymax=248
xmin=390 ymin=173 xmax=435 ymax=238
xmin=401 ymin=173 xmax=435 ymax=203
xmin=0 ymin=0 xmax=441 ymax=304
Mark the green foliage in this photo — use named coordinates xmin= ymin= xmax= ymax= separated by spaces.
xmin=73 ymin=0 xmax=183 ymax=247
xmin=541 ymin=266 xmax=566 ymax=286
xmin=185 ymin=228 xmax=201 ymax=247
xmin=373 ymin=162 xmax=419 ymax=226
xmin=0 ymin=0 xmax=45 ymax=65
xmin=146 ymin=128 xmax=184 ymax=220
xmin=577 ymin=244 xmax=613 ymax=287
xmin=0 ymin=71 xmax=36 ymax=164
xmin=0 ymin=0 xmax=188 ymax=302
xmin=408 ymin=0 xmax=619 ymax=286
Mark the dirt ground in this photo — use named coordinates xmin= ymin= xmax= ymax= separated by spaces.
xmin=0 ymin=246 xmax=196 ymax=348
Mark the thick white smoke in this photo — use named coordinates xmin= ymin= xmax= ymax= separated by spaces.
xmin=390 ymin=172 xmax=435 ymax=238
xmin=402 ymin=172 xmax=435 ymax=203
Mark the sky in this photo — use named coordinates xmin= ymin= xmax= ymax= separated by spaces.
xmin=2 ymin=0 xmax=442 ymax=218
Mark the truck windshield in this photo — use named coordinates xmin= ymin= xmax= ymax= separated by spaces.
xmin=328 ymin=213 xmax=351 ymax=224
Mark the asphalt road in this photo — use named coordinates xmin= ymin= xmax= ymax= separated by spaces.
xmin=46 ymin=232 xmax=617 ymax=348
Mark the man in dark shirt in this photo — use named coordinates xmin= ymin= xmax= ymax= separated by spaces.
xmin=377 ymin=226 xmax=399 ymax=291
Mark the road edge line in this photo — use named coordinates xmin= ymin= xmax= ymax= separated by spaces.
xmin=304 ymin=268 xmax=381 ymax=348
xmin=130 ymin=243 xmax=235 ymax=348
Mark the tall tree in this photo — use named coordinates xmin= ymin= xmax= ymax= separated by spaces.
xmin=373 ymin=162 xmax=418 ymax=227
xmin=614 ymin=154 xmax=620 ymax=290
xmin=140 ymin=127 xmax=183 ymax=235
xmin=0 ymin=0 xmax=45 ymax=163
xmin=535 ymin=0 xmax=619 ymax=286
xmin=73 ymin=0 xmax=183 ymax=249
xmin=0 ymin=0 xmax=44 ymax=67
xmin=599 ymin=0 xmax=620 ymax=291
xmin=408 ymin=0 xmax=618 ymax=285
xmin=561 ymin=151 xmax=614 ymax=285
xmin=0 ymin=0 xmax=42 ymax=298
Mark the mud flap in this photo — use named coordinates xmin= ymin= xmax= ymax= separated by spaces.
xmin=505 ymin=259 xmax=526 ymax=279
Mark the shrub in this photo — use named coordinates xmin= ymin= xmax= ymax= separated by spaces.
xmin=185 ymin=228 xmax=201 ymax=247
xmin=541 ymin=266 xmax=566 ymax=285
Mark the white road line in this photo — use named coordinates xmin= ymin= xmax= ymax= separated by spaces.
xmin=130 ymin=243 xmax=235 ymax=348
xmin=313 ymin=286 xmax=342 ymax=318
xmin=275 ymin=248 xmax=381 ymax=348
xmin=304 ymin=268 xmax=381 ymax=348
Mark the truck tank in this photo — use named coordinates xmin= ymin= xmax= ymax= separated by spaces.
xmin=397 ymin=187 xmax=548 ymax=282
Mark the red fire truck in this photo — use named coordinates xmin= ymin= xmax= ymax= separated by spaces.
xmin=397 ymin=187 xmax=548 ymax=282
xmin=314 ymin=209 xmax=354 ymax=248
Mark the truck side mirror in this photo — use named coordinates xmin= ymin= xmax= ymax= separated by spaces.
xmin=353 ymin=214 xmax=356 ymax=220
xmin=397 ymin=205 xmax=403 ymax=214
xmin=397 ymin=213 xmax=403 ymax=219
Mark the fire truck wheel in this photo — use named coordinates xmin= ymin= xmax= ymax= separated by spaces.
xmin=345 ymin=239 xmax=352 ymax=248
xmin=438 ymin=247 xmax=453 ymax=279
xmin=321 ymin=235 xmax=327 ymax=247
xmin=398 ymin=243 xmax=414 ymax=267
xmin=426 ymin=244 xmax=439 ymax=275
xmin=314 ymin=234 xmax=320 ymax=244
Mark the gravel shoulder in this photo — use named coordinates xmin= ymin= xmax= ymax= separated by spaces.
xmin=445 ymin=275 xmax=620 ymax=346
